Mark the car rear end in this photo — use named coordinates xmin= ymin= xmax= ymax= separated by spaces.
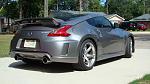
xmin=10 ymin=18 xmax=79 ymax=64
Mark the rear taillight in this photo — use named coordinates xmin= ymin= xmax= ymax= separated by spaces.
xmin=47 ymin=25 xmax=72 ymax=37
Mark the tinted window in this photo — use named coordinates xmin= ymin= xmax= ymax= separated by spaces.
xmin=87 ymin=16 xmax=112 ymax=28
xmin=87 ymin=18 xmax=96 ymax=26
xmin=52 ymin=14 xmax=86 ymax=21
xmin=93 ymin=17 xmax=103 ymax=27
xmin=97 ymin=17 xmax=112 ymax=28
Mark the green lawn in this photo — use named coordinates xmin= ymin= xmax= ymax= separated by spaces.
xmin=147 ymin=28 xmax=150 ymax=31
xmin=0 ymin=35 xmax=14 ymax=58
xmin=130 ymin=74 xmax=150 ymax=84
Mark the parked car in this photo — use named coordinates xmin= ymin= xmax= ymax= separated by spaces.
xmin=136 ymin=23 xmax=147 ymax=31
xmin=119 ymin=21 xmax=137 ymax=31
xmin=10 ymin=13 xmax=135 ymax=71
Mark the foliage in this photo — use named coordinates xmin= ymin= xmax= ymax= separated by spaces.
xmin=48 ymin=0 xmax=102 ymax=12
xmin=18 ymin=0 xmax=43 ymax=18
xmin=107 ymin=0 xmax=150 ymax=20
xmin=0 ymin=7 xmax=5 ymax=16
xmin=1 ymin=0 xmax=149 ymax=20
xmin=48 ymin=0 xmax=77 ymax=11
xmin=130 ymin=74 xmax=150 ymax=84
xmin=0 ymin=0 xmax=104 ymax=19
xmin=0 ymin=0 xmax=19 ymax=19
xmin=88 ymin=0 xmax=101 ymax=12
xmin=4 ymin=1 xmax=19 ymax=19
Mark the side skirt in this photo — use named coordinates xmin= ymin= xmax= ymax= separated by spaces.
xmin=96 ymin=51 xmax=125 ymax=61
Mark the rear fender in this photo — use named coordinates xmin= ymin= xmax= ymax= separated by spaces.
xmin=77 ymin=34 xmax=101 ymax=61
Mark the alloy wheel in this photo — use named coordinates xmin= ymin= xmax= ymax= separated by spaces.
xmin=82 ymin=42 xmax=96 ymax=67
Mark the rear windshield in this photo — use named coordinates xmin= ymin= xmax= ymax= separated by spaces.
xmin=51 ymin=14 xmax=86 ymax=21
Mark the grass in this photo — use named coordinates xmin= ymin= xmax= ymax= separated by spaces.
xmin=147 ymin=28 xmax=150 ymax=31
xmin=130 ymin=74 xmax=150 ymax=84
xmin=0 ymin=35 xmax=13 ymax=58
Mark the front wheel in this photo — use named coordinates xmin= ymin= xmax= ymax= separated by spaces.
xmin=73 ymin=40 xmax=97 ymax=71
xmin=124 ymin=37 xmax=133 ymax=58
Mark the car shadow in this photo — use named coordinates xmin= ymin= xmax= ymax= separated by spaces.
xmin=9 ymin=61 xmax=75 ymax=73
xmin=9 ymin=56 xmax=123 ymax=73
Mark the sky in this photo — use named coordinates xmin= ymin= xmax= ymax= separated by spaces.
xmin=100 ymin=0 xmax=107 ymax=5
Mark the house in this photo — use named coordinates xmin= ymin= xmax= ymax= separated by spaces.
xmin=0 ymin=17 xmax=12 ymax=33
xmin=130 ymin=14 xmax=150 ymax=29
xmin=105 ymin=14 xmax=125 ymax=24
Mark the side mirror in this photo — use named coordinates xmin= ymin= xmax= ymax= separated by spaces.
xmin=114 ymin=23 xmax=119 ymax=28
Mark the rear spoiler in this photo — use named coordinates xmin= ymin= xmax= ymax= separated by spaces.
xmin=12 ymin=18 xmax=61 ymax=28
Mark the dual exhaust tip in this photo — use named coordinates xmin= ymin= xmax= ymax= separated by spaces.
xmin=42 ymin=56 xmax=52 ymax=64
xmin=15 ymin=54 xmax=52 ymax=64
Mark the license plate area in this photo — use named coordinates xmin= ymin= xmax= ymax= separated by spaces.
xmin=24 ymin=40 xmax=37 ymax=48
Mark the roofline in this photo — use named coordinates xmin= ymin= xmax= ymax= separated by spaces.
xmin=106 ymin=14 xmax=125 ymax=20
xmin=130 ymin=14 xmax=150 ymax=21
xmin=130 ymin=19 xmax=150 ymax=22
xmin=64 ymin=14 xmax=102 ymax=25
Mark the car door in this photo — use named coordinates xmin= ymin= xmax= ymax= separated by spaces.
xmin=94 ymin=16 xmax=124 ymax=55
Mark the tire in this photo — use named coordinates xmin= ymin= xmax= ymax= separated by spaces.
xmin=124 ymin=37 xmax=133 ymax=58
xmin=73 ymin=39 xmax=96 ymax=71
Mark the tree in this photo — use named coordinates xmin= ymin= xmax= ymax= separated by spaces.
xmin=18 ymin=0 xmax=44 ymax=18
xmin=88 ymin=0 xmax=101 ymax=12
xmin=48 ymin=0 xmax=103 ymax=12
xmin=107 ymin=0 xmax=145 ymax=20
xmin=141 ymin=0 xmax=150 ymax=14
xmin=6 ymin=1 xmax=19 ymax=19
xmin=48 ymin=0 xmax=77 ymax=11
xmin=0 ymin=1 xmax=19 ymax=19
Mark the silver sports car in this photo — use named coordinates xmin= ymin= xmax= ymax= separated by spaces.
xmin=10 ymin=13 xmax=135 ymax=71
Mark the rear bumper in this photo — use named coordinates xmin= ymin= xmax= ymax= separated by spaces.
xmin=10 ymin=36 xmax=80 ymax=63
xmin=10 ymin=51 xmax=78 ymax=63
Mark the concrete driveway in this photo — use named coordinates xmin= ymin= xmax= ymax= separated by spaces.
xmin=1 ymin=32 xmax=150 ymax=84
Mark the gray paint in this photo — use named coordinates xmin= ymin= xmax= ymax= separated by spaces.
xmin=10 ymin=14 xmax=134 ymax=64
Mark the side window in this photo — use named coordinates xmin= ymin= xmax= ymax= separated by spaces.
xmin=100 ymin=17 xmax=112 ymax=28
xmin=87 ymin=17 xmax=103 ymax=27
xmin=87 ymin=16 xmax=112 ymax=28
xmin=93 ymin=17 xmax=103 ymax=28
xmin=87 ymin=18 xmax=96 ymax=27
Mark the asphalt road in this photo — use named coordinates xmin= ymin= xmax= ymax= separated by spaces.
xmin=133 ymin=32 xmax=150 ymax=49
xmin=0 ymin=32 xmax=150 ymax=84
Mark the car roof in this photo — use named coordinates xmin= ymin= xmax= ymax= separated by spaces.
xmin=62 ymin=13 xmax=103 ymax=25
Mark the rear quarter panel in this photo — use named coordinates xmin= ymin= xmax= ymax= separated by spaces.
xmin=68 ymin=21 xmax=103 ymax=61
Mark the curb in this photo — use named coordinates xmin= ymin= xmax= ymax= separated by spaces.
xmin=130 ymin=32 xmax=150 ymax=35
